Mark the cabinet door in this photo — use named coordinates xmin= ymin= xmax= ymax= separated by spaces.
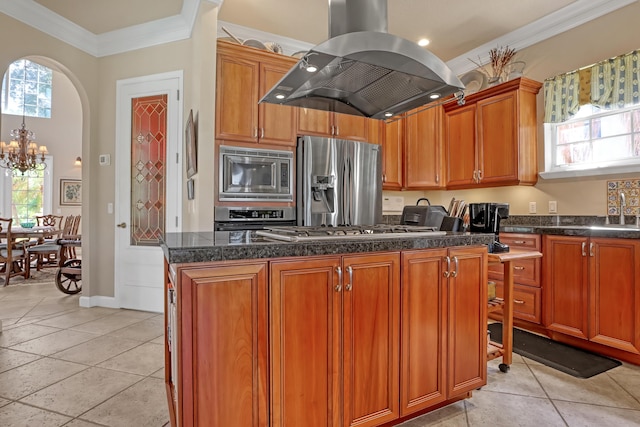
xmin=589 ymin=238 xmax=640 ymax=354
xmin=476 ymin=92 xmax=518 ymax=184
xmin=400 ymin=249 xmax=447 ymax=415
xmin=405 ymin=106 xmax=444 ymax=189
xmin=343 ymin=253 xmax=400 ymax=427
xmin=447 ymin=246 xmax=487 ymax=396
xmin=543 ymin=235 xmax=589 ymax=340
xmin=215 ymin=54 xmax=260 ymax=143
xmin=259 ymin=62 xmax=297 ymax=146
xmin=334 ymin=113 xmax=369 ymax=142
xmin=270 ymin=257 xmax=342 ymax=427
xmin=179 ymin=263 xmax=268 ymax=427
xmin=381 ymin=118 xmax=403 ymax=190
xmin=445 ymin=104 xmax=476 ymax=188
xmin=298 ymin=108 xmax=333 ymax=136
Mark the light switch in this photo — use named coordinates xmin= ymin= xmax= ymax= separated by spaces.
xmin=107 ymin=202 xmax=114 ymax=214
xmin=529 ymin=202 xmax=537 ymax=214
xmin=549 ymin=201 xmax=558 ymax=214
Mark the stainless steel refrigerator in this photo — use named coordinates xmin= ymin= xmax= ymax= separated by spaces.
xmin=297 ymin=135 xmax=382 ymax=226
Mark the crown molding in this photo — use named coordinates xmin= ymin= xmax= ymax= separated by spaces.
xmin=446 ymin=0 xmax=638 ymax=76
xmin=0 ymin=0 xmax=224 ymax=57
xmin=217 ymin=20 xmax=313 ymax=56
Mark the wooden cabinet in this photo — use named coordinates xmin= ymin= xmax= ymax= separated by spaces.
xmin=489 ymin=233 xmax=542 ymax=323
xmin=400 ymin=246 xmax=487 ymax=416
xmin=381 ymin=117 xmax=403 ymax=190
xmin=444 ymin=77 xmax=541 ymax=189
xmin=404 ymin=106 xmax=445 ymax=189
xmin=166 ymin=261 xmax=269 ymax=427
xmin=270 ymin=252 xmax=400 ymax=427
xmin=298 ymin=109 xmax=371 ymax=142
xmin=544 ymin=235 xmax=640 ymax=354
xmin=216 ymin=41 xmax=297 ymax=146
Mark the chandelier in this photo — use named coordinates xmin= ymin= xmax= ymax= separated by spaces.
xmin=0 ymin=115 xmax=48 ymax=175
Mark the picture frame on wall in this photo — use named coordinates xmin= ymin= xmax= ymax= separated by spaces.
xmin=60 ymin=179 xmax=82 ymax=206
xmin=185 ymin=109 xmax=197 ymax=178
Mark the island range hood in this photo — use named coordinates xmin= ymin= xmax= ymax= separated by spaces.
xmin=259 ymin=0 xmax=464 ymax=120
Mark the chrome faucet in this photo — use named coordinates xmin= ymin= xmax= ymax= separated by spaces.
xmin=620 ymin=192 xmax=626 ymax=225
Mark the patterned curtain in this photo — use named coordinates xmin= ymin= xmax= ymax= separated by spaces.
xmin=543 ymin=72 xmax=580 ymax=123
xmin=591 ymin=50 xmax=640 ymax=109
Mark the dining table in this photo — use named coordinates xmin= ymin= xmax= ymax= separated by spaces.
xmin=1 ymin=226 xmax=60 ymax=284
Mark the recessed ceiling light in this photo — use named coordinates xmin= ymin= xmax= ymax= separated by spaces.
xmin=384 ymin=112 xmax=393 ymax=117
xmin=275 ymin=94 xmax=285 ymax=99
xmin=430 ymin=93 xmax=441 ymax=99
xmin=418 ymin=38 xmax=430 ymax=47
xmin=306 ymin=65 xmax=317 ymax=73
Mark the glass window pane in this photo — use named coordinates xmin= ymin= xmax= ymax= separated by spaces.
xmin=593 ymin=112 xmax=631 ymax=138
xmin=2 ymin=59 xmax=53 ymax=119
xmin=592 ymin=135 xmax=633 ymax=161
xmin=556 ymin=121 xmax=589 ymax=145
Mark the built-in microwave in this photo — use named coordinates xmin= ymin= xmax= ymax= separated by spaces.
xmin=219 ymin=145 xmax=293 ymax=202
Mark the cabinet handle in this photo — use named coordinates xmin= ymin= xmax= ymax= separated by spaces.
xmin=514 ymin=299 xmax=525 ymax=305
xmin=260 ymin=128 xmax=264 ymax=138
xmin=581 ymin=242 xmax=587 ymax=257
xmin=472 ymin=170 xmax=477 ymax=183
xmin=253 ymin=127 xmax=258 ymax=138
xmin=335 ymin=126 xmax=339 ymax=136
xmin=589 ymin=242 xmax=594 ymax=257
xmin=477 ymin=170 xmax=483 ymax=181
xmin=451 ymin=256 xmax=459 ymax=278
xmin=436 ymin=173 xmax=439 ymax=183
xmin=514 ymin=266 xmax=525 ymax=271
xmin=345 ymin=266 xmax=353 ymax=291
xmin=443 ymin=256 xmax=450 ymax=278
xmin=382 ymin=174 xmax=386 ymax=183
xmin=336 ymin=267 xmax=342 ymax=292
xmin=513 ymin=240 xmax=526 ymax=244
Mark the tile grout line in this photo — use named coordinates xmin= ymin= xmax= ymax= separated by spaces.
xmin=521 ymin=359 xmax=571 ymax=426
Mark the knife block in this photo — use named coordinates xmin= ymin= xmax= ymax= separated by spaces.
xmin=439 ymin=216 xmax=462 ymax=231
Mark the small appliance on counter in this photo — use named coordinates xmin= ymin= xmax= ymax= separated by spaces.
xmin=468 ymin=202 xmax=510 ymax=253
xmin=400 ymin=198 xmax=447 ymax=229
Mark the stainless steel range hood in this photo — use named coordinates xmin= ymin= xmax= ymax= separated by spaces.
xmin=259 ymin=0 xmax=464 ymax=120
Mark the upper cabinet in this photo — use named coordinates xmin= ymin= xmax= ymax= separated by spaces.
xmin=216 ymin=41 xmax=298 ymax=146
xmin=381 ymin=117 xmax=404 ymax=190
xmin=444 ymin=77 xmax=542 ymax=189
xmin=404 ymin=105 xmax=445 ymax=190
xmin=297 ymin=108 xmax=371 ymax=142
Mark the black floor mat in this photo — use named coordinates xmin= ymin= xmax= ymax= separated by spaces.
xmin=488 ymin=323 xmax=621 ymax=378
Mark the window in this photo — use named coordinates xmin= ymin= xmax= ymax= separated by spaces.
xmin=1 ymin=59 xmax=52 ymax=118
xmin=544 ymin=104 xmax=640 ymax=175
xmin=542 ymin=49 xmax=640 ymax=178
xmin=0 ymin=157 xmax=53 ymax=222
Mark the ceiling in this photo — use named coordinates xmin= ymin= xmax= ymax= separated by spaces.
xmin=2 ymin=0 xmax=636 ymax=68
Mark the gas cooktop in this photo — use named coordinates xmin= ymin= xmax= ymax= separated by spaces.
xmin=255 ymin=225 xmax=447 ymax=242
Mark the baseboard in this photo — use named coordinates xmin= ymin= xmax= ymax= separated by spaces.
xmin=79 ymin=295 xmax=119 ymax=309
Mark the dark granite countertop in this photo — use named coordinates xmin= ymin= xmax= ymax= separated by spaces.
xmin=161 ymin=230 xmax=496 ymax=264
xmin=500 ymin=215 xmax=640 ymax=239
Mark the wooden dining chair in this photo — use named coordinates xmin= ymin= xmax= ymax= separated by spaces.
xmin=66 ymin=215 xmax=81 ymax=259
xmin=0 ymin=217 xmax=30 ymax=286
xmin=28 ymin=215 xmax=75 ymax=271
xmin=36 ymin=214 xmax=64 ymax=242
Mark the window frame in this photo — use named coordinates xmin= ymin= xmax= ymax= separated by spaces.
xmin=0 ymin=156 xmax=53 ymax=221
xmin=541 ymin=103 xmax=640 ymax=179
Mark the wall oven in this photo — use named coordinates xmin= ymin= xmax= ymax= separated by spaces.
xmin=219 ymin=145 xmax=293 ymax=202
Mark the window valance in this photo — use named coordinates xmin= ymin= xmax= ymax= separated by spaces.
xmin=544 ymin=49 xmax=640 ymax=123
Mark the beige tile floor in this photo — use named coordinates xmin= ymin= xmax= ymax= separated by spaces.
xmin=3 ymin=276 xmax=640 ymax=426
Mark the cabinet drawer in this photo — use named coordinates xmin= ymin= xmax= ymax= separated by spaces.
xmin=494 ymin=282 xmax=541 ymax=324
xmin=499 ymin=233 xmax=540 ymax=250
xmin=488 ymin=258 xmax=540 ymax=287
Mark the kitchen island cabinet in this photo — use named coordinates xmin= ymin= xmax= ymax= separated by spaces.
xmin=216 ymin=41 xmax=298 ymax=146
xmin=162 ymin=232 xmax=493 ymax=427
xmin=401 ymin=246 xmax=487 ymax=416
xmin=271 ymin=253 xmax=400 ymax=427
xmin=544 ymin=235 xmax=640 ymax=354
xmin=444 ymin=77 xmax=541 ymax=189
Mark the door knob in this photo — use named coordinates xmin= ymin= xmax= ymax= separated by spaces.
xmin=117 ymin=222 xmax=127 ymax=228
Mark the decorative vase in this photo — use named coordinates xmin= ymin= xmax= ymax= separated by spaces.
xmin=487 ymin=76 xmax=502 ymax=87
xmin=507 ymin=61 xmax=526 ymax=80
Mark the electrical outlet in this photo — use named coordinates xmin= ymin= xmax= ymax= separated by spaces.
xmin=549 ymin=201 xmax=558 ymax=214
xmin=529 ymin=202 xmax=537 ymax=214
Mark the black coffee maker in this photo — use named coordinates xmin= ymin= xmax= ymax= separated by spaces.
xmin=468 ymin=203 xmax=510 ymax=253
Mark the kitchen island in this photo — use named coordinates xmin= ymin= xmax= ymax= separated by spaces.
xmin=161 ymin=230 xmax=495 ymax=427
